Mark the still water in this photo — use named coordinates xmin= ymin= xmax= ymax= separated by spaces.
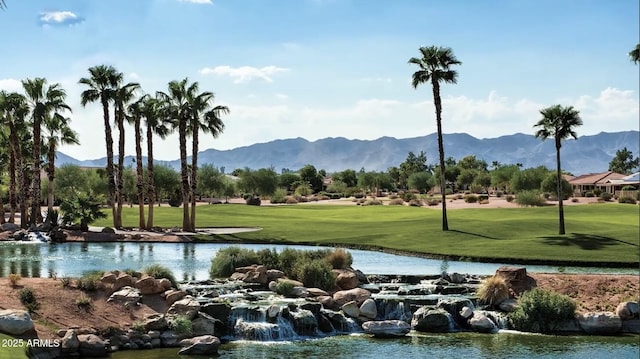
xmin=0 ymin=241 xmax=637 ymax=279
xmin=109 ymin=332 xmax=640 ymax=359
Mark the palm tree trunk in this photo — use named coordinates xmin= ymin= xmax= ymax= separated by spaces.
xmin=146 ymin=126 xmax=155 ymax=229
xmin=179 ymin=118 xmax=191 ymax=231
xmin=46 ymin=148 xmax=56 ymax=220
xmin=8 ymin=125 xmax=17 ymax=223
xmin=556 ymin=141 xmax=565 ymax=235
xmin=190 ymin=126 xmax=198 ymax=230
xmin=19 ymin=162 xmax=29 ymax=229
xmin=116 ymin=106 xmax=125 ymax=228
xmin=432 ymin=81 xmax=449 ymax=231
xmin=30 ymin=117 xmax=42 ymax=225
xmin=134 ymin=116 xmax=145 ymax=229
xmin=102 ymin=97 xmax=117 ymax=228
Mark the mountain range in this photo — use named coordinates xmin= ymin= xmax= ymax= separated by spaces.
xmin=56 ymin=131 xmax=639 ymax=175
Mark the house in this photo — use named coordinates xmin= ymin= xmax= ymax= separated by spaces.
xmin=604 ymin=172 xmax=640 ymax=196
xmin=567 ymin=171 xmax=627 ymax=196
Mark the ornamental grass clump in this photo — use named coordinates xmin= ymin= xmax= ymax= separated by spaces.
xmin=143 ymin=264 xmax=178 ymax=288
xmin=476 ymin=275 xmax=510 ymax=307
xmin=210 ymin=246 xmax=259 ymax=278
xmin=294 ymin=259 xmax=336 ymax=291
xmin=8 ymin=273 xmax=21 ymax=287
xmin=325 ymin=248 xmax=353 ymax=269
xmin=509 ymin=288 xmax=576 ymax=333
xmin=77 ymin=270 xmax=104 ymax=292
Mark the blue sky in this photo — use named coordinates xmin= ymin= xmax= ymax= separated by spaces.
xmin=1 ymin=0 xmax=638 ymax=161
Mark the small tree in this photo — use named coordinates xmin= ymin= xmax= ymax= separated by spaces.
xmin=608 ymin=147 xmax=639 ymax=175
xmin=60 ymin=191 xmax=107 ymax=231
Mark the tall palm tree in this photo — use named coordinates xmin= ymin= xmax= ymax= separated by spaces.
xmin=409 ymin=45 xmax=461 ymax=231
xmin=143 ymin=94 xmax=170 ymax=229
xmin=127 ymin=95 xmax=148 ymax=229
xmin=22 ymin=78 xmax=71 ymax=225
xmin=157 ymin=78 xmax=196 ymax=231
xmin=187 ymin=92 xmax=228 ymax=230
xmin=79 ymin=65 xmax=120 ymax=228
xmin=630 ymin=43 xmax=640 ymax=64
xmin=43 ymin=113 xmax=79 ymax=221
xmin=113 ymin=80 xmax=140 ymax=227
xmin=534 ymin=104 xmax=583 ymax=235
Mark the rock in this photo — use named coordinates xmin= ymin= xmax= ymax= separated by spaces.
xmin=107 ymin=286 xmax=141 ymax=306
xmin=498 ymin=299 xmax=519 ymax=312
xmin=165 ymin=289 xmax=187 ymax=306
xmin=268 ymin=281 xmax=277 ymax=291
xmin=359 ymin=299 xmax=377 ymax=320
xmin=362 ymin=320 xmax=411 ymax=337
xmin=135 ymin=276 xmax=163 ymax=295
xmin=12 ymin=229 xmax=28 ymax=240
xmin=158 ymin=278 xmax=173 ymax=290
xmin=621 ymin=319 xmax=640 ymax=334
xmin=555 ymin=319 xmax=581 ymax=332
xmin=341 ymin=301 xmax=360 ymax=318
xmin=267 ymin=305 xmax=281 ymax=319
xmin=201 ymin=303 xmax=231 ymax=324
xmin=114 ymin=273 xmax=135 ymax=291
xmin=446 ymin=272 xmax=466 ymax=284
xmin=578 ymin=312 xmax=622 ymax=334
xmin=317 ymin=313 xmax=334 ymax=333
xmin=266 ymin=269 xmax=285 ymax=281
xmin=0 ymin=222 xmax=19 ymax=232
xmin=353 ymin=269 xmax=369 ymax=284
xmin=178 ymin=335 xmax=221 ymax=356
xmin=61 ymin=329 xmax=80 ymax=352
xmin=322 ymin=310 xmax=352 ymax=332
xmin=143 ymin=313 xmax=168 ymax=331
xmin=166 ymin=296 xmax=201 ymax=320
xmin=494 ymin=266 xmax=536 ymax=295
xmin=460 ymin=306 xmax=474 ymax=319
xmin=317 ymin=296 xmax=338 ymax=310
xmin=291 ymin=286 xmax=310 ymax=298
xmin=0 ymin=309 xmax=34 ymax=335
xmin=411 ymin=307 xmax=452 ymax=333
xmin=100 ymin=272 xmax=117 ymax=285
xmin=469 ymin=312 xmax=496 ymax=333
xmin=277 ymin=278 xmax=303 ymax=287
xmin=230 ymin=272 xmax=247 ymax=281
xmin=101 ymin=227 xmax=116 ymax=233
xmin=288 ymin=309 xmax=318 ymax=336
xmin=334 ymin=269 xmax=359 ymax=290
xmin=306 ymin=288 xmax=329 ymax=297
xmin=616 ymin=301 xmax=639 ymax=320
xmin=77 ymin=334 xmax=107 ymax=357
xmin=300 ymin=302 xmax=322 ymax=316
xmin=437 ymin=298 xmax=475 ymax=326
xmin=160 ymin=330 xmax=182 ymax=347
xmin=192 ymin=312 xmax=219 ymax=336
xmin=333 ymin=288 xmax=371 ymax=307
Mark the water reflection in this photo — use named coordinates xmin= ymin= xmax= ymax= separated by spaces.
xmin=0 ymin=244 xmax=42 ymax=277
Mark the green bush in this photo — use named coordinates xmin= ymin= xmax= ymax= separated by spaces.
xmin=19 ymin=287 xmax=39 ymax=312
xmin=505 ymin=195 xmax=515 ymax=202
xmin=599 ymin=192 xmax=612 ymax=201
xmin=495 ymin=191 xmax=503 ymax=198
xmin=403 ymin=192 xmax=416 ymax=202
xmin=444 ymin=188 xmax=454 ymax=195
xmin=169 ymin=315 xmax=193 ymax=335
xmin=257 ymin=248 xmax=280 ymax=269
xmin=618 ymin=196 xmax=637 ymax=204
xmin=325 ymin=248 xmax=353 ymax=269
xmin=408 ymin=199 xmax=423 ymax=207
xmin=621 ymin=185 xmax=636 ymax=191
xmin=509 ymin=288 xmax=576 ymax=333
xmin=274 ymin=280 xmax=296 ymax=297
xmin=515 ymin=190 xmax=545 ymax=207
xmin=362 ymin=199 xmax=382 ymax=206
xmin=294 ymin=259 xmax=336 ymax=290
xmin=77 ymin=270 xmax=104 ymax=292
xmin=270 ymin=189 xmax=288 ymax=204
xmin=464 ymin=194 xmax=478 ymax=203
xmin=593 ymin=188 xmax=602 ymax=197
xmin=278 ymin=248 xmax=300 ymax=277
xmin=210 ymin=247 xmax=259 ymax=278
xmin=246 ymin=196 xmax=261 ymax=206
xmin=143 ymin=264 xmax=178 ymax=288
xmin=585 ymin=191 xmax=595 ymax=197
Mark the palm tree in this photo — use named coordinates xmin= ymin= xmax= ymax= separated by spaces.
xmin=43 ymin=113 xmax=79 ymax=221
xmin=630 ymin=43 xmax=640 ymax=64
xmin=534 ymin=104 xmax=583 ymax=235
xmin=143 ymin=95 xmax=170 ymax=229
xmin=79 ymin=65 xmax=120 ymax=228
xmin=113 ymin=80 xmax=140 ymax=227
xmin=127 ymin=95 xmax=148 ymax=229
xmin=22 ymin=78 xmax=72 ymax=225
xmin=187 ymin=92 xmax=228 ymax=230
xmin=409 ymin=46 xmax=461 ymax=231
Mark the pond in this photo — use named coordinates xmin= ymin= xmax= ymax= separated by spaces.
xmin=0 ymin=241 xmax=637 ymax=279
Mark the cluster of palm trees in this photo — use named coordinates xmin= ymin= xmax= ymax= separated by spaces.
xmin=78 ymin=65 xmax=228 ymax=232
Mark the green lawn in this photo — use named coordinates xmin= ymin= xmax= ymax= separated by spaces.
xmin=0 ymin=333 xmax=28 ymax=359
xmin=95 ymin=203 xmax=640 ymax=266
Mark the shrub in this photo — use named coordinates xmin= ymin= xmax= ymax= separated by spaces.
xmin=131 ymin=321 xmax=146 ymax=333
xmin=76 ymin=295 xmax=92 ymax=308
xmin=246 ymin=196 xmax=261 ymax=206
xmin=169 ymin=315 xmax=193 ymax=335
xmin=476 ymin=276 xmax=509 ymax=306
xmin=618 ymin=196 xmax=637 ymax=204
xmin=388 ymin=198 xmax=404 ymax=205
xmin=257 ymin=248 xmax=280 ymax=270
xmin=362 ymin=199 xmax=382 ymax=206
xmin=425 ymin=198 xmax=441 ymax=206
xmin=325 ymin=248 xmax=353 ymax=269
xmin=571 ymin=198 xmax=579 ymax=203
xmin=599 ymin=192 xmax=612 ymax=201
xmin=270 ymin=189 xmax=288 ymax=204
xmin=294 ymin=259 xmax=336 ymax=290
xmin=456 ymin=194 xmax=464 ymax=200
xmin=403 ymin=192 xmax=416 ymax=202
xmin=274 ymin=280 xmax=296 ymax=297
xmin=515 ymin=190 xmax=545 ymax=207
xmin=285 ymin=196 xmax=299 ymax=204
xmin=60 ymin=277 xmax=72 ymax=288
xmin=8 ymin=273 xmax=21 ymax=287
xmin=593 ymin=188 xmax=602 ymax=197
xmin=19 ymin=287 xmax=39 ymax=312
xmin=444 ymin=188 xmax=454 ymax=195
xmin=408 ymin=199 xmax=423 ymax=207
xmin=388 ymin=194 xmax=399 ymax=200
xmin=77 ymin=270 xmax=104 ymax=292
xmin=621 ymin=185 xmax=636 ymax=191
xmin=143 ymin=264 xmax=178 ymax=288
xmin=353 ymin=193 xmax=365 ymax=199
xmin=464 ymin=194 xmax=478 ymax=203
xmin=479 ymin=199 xmax=490 ymax=205
xmin=505 ymin=195 xmax=514 ymax=202
xmin=278 ymin=248 xmax=299 ymax=277
xmin=509 ymin=288 xmax=576 ymax=333
xmin=60 ymin=191 xmax=108 ymax=231
xmin=495 ymin=191 xmax=503 ymax=198
xmin=210 ymin=247 xmax=259 ymax=278
xmin=585 ymin=191 xmax=595 ymax=197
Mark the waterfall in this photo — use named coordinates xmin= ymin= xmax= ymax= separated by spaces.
xmin=376 ymin=299 xmax=410 ymax=321
xmin=228 ymin=305 xmax=297 ymax=341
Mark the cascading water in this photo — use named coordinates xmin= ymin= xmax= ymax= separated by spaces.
xmin=228 ymin=305 xmax=297 ymax=341
xmin=376 ymin=299 xmax=411 ymax=321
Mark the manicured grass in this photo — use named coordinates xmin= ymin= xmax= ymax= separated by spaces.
xmin=0 ymin=333 xmax=28 ymax=359
xmin=94 ymin=203 xmax=640 ymax=266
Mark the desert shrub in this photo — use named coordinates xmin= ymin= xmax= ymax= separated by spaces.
xmin=599 ymin=192 xmax=612 ymax=201
xmin=283 ymin=196 xmax=297 ymax=204
xmin=478 ymin=194 xmax=489 ymax=201
xmin=618 ymin=196 xmax=637 ymax=204
xmin=19 ymin=287 xmax=39 ymax=312
xmin=353 ymin=193 xmax=365 ymax=199
xmin=143 ymin=264 xmax=178 ymax=288
xmin=294 ymin=259 xmax=336 ymax=290
xmin=362 ymin=199 xmax=382 ymax=206
xmin=464 ymin=194 xmax=478 ymax=203
xmin=408 ymin=199 xmax=423 ymax=207
xmin=8 ymin=273 xmax=21 ymax=287
xmin=77 ymin=270 xmax=104 ymax=292
xmin=210 ymin=247 xmax=259 ymax=278
xmin=444 ymin=188 xmax=454 ymax=195
xmin=278 ymin=248 xmax=299 ymax=277
xmin=270 ymin=189 xmax=287 ymax=204
xmin=621 ymin=185 xmax=636 ymax=191
xmin=246 ymin=196 xmax=261 ymax=206
xmin=75 ymin=294 xmax=92 ymax=308
xmin=325 ymin=248 xmax=353 ymax=269
xmin=328 ymin=193 xmax=343 ymax=199
xmin=593 ymin=188 xmax=602 ymax=197
xmin=169 ymin=315 xmax=193 ymax=335
xmin=505 ymin=195 xmax=514 ymax=202
xmin=131 ymin=321 xmax=146 ymax=333
xmin=509 ymin=288 xmax=576 ymax=333
xmin=469 ymin=185 xmax=483 ymax=194
xmin=476 ymin=276 xmax=509 ymax=306
xmin=315 ymin=195 xmax=330 ymax=201
xmin=515 ymin=190 xmax=545 ymax=207
xmin=388 ymin=198 xmax=404 ymax=205
xmin=60 ymin=277 xmax=72 ymax=288
xmin=274 ymin=280 xmax=296 ymax=297
xmin=403 ymin=192 xmax=416 ymax=202
xmin=479 ymin=199 xmax=490 ymax=205
xmin=571 ymin=198 xmax=579 ymax=203
xmin=584 ymin=191 xmax=595 ymax=197
xmin=495 ymin=191 xmax=503 ymax=198
xmin=456 ymin=194 xmax=464 ymax=200
xmin=257 ymin=248 xmax=280 ymax=269
xmin=425 ymin=198 xmax=441 ymax=206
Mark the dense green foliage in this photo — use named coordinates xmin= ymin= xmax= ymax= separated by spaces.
xmin=143 ymin=264 xmax=178 ymax=288
xmin=293 ymin=259 xmax=336 ymax=290
xmin=509 ymin=288 xmax=576 ymax=333
xmin=209 ymin=247 xmax=259 ymax=277
xmin=60 ymin=191 xmax=108 ymax=231
xmin=515 ymin=190 xmax=546 ymax=207
xmin=77 ymin=270 xmax=104 ymax=292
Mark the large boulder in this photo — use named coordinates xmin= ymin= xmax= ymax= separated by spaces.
xmin=178 ymin=335 xmax=221 ymax=356
xmin=359 ymin=299 xmax=377 ymax=320
xmin=288 ymin=309 xmax=318 ymax=336
xmin=0 ymin=222 xmax=19 ymax=232
xmin=0 ymin=309 xmax=34 ymax=335
xmin=411 ymin=307 xmax=452 ymax=333
xmin=107 ymin=286 xmax=141 ymax=306
xmin=266 ymin=269 xmax=285 ymax=281
xmin=134 ymin=276 xmax=164 ymax=295
xmin=498 ymin=298 xmax=519 ymax=312
xmin=469 ymin=312 xmax=496 ymax=333
xmin=437 ymin=298 xmax=474 ymax=327
xmin=77 ymin=334 xmax=108 ymax=357
xmin=244 ymin=265 xmax=268 ymax=284
xmin=578 ymin=312 xmax=622 ymax=334
xmin=166 ymin=296 xmax=201 ymax=320
xmin=307 ymin=288 xmax=329 ymax=297
xmin=143 ymin=313 xmax=168 ymax=331
xmin=100 ymin=272 xmax=117 ymax=285
xmin=192 ymin=312 xmax=220 ymax=336
xmin=616 ymin=301 xmax=639 ymax=320
xmin=362 ymin=320 xmax=411 ymax=337
xmin=494 ymin=266 xmax=536 ymax=295
xmin=341 ymin=301 xmax=360 ymax=318
xmin=333 ymin=288 xmax=371 ymax=307
xmin=61 ymin=329 xmax=80 ymax=352
xmin=114 ymin=273 xmax=136 ymax=291
xmin=334 ymin=269 xmax=359 ymax=290
xmin=201 ymin=303 xmax=231 ymax=324
xmin=165 ymin=289 xmax=188 ymax=306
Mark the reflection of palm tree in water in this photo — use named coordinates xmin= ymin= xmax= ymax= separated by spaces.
xmin=182 ymin=243 xmax=196 ymax=281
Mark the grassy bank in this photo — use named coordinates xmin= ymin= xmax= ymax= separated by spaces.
xmin=0 ymin=333 xmax=28 ymax=359
xmin=94 ymin=203 xmax=640 ymax=266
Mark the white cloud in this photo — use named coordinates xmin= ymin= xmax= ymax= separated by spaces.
xmin=275 ymin=93 xmax=289 ymax=100
xmin=178 ymin=0 xmax=212 ymax=4
xmin=39 ymin=11 xmax=84 ymax=26
xmin=0 ymin=78 xmax=22 ymax=92
xmin=200 ymin=65 xmax=289 ymax=83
